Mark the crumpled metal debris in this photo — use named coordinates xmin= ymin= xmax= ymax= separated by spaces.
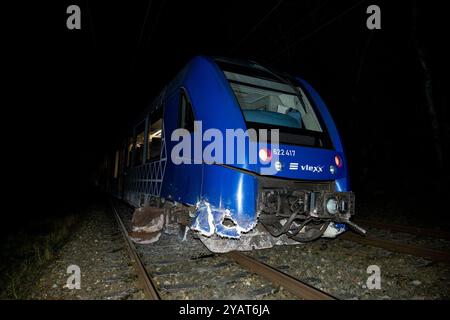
xmin=190 ymin=201 xmax=256 ymax=239
xmin=129 ymin=207 xmax=165 ymax=244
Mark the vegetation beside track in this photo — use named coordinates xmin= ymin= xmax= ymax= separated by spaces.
xmin=0 ymin=212 xmax=83 ymax=299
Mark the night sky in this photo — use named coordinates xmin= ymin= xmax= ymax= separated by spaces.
xmin=4 ymin=1 xmax=449 ymax=220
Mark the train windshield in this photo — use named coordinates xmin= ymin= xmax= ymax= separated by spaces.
xmin=218 ymin=60 xmax=332 ymax=148
xmin=226 ymin=72 xmax=323 ymax=132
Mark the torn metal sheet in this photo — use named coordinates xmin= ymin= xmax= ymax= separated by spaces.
xmin=199 ymin=225 xmax=302 ymax=253
xmin=191 ymin=201 xmax=256 ymax=239
xmin=129 ymin=230 xmax=162 ymax=244
xmin=131 ymin=207 xmax=165 ymax=233
xmin=191 ymin=202 xmax=215 ymax=237
xmin=321 ymin=222 xmax=347 ymax=238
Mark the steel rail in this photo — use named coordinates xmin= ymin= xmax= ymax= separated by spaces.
xmin=226 ymin=251 xmax=336 ymax=300
xmin=341 ymin=232 xmax=450 ymax=263
xmin=354 ymin=219 xmax=450 ymax=241
xmin=110 ymin=201 xmax=161 ymax=300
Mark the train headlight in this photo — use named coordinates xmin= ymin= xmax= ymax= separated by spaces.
xmin=329 ymin=165 xmax=336 ymax=174
xmin=259 ymin=148 xmax=272 ymax=163
xmin=274 ymin=161 xmax=282 ymax=171
xmin=326 ymin=198 xmax=339 ymax=214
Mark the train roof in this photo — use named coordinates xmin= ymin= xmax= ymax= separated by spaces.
xmin=116 ymin=55 xmax=296 ymax=146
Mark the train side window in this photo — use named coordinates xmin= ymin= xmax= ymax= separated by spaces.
xmin=147 ymin=112 xmax=163 ymax=161
xmin=178 ymin=91 xmax=195 ymax=132
xmin=134 ymin=122 xmax=145 ymax=166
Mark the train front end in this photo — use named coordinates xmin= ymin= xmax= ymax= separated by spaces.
xmin=189 ymin=57 xmax=365 ymax=252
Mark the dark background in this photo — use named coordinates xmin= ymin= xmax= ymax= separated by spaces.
xmin=4 ymin=0 xmax=449 ymax=225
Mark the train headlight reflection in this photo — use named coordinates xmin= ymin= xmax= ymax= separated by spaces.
xmin=326 ymin=198 xmax=338 ymax=215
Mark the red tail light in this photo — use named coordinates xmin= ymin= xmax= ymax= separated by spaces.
xmin=259 ymin=148 xmax=272 ymax=163
xmin=335 ymin=155 xmax=343 ymax=168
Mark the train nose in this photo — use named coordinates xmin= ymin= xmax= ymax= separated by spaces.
xmin=253 ymin=144 xmax=346 ymax=180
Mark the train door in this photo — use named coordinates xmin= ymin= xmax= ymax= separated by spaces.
xmin=161 ymin=88 xmax=203 ymax=205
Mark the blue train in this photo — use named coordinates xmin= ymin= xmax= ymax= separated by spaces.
xmin=102 ymin=56 xmax=365 ymax=252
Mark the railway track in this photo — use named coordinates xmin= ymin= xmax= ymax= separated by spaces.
xmin=354 ymin=219 xmax=450 ymax=241
xmin=110 ymin=200 xmax=336 ymax=300
xmin=111 ymin=203 xmax=160 ymax=300
xmin=341 ymin=221 xmax=450 ymax=264
xmin=226 ymin=251 xmax=334 ymax=300
xmin=109 ymin=199 xmax=450 ymax=300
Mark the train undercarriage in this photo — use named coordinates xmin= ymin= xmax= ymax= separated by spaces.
xmin=128 ymin=178 xmax=366 ymax=253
